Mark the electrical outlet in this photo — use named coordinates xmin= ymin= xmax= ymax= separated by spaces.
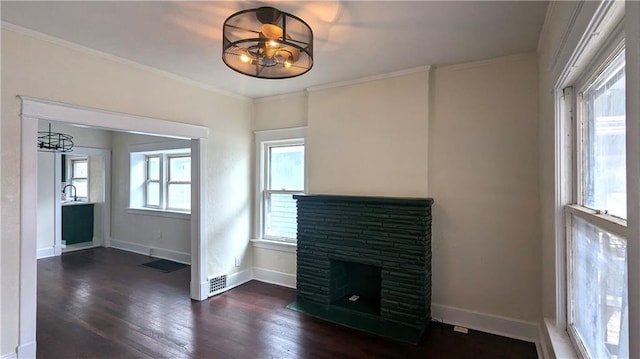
xmin=235 ymin=257 xmax=241 ymax=267
xmin=453 ymin=325 xmax=469 ymax=334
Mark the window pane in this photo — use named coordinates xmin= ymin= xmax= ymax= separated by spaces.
xmin=70 ymin=179 xmax=87 ymax=198
xmin=73 ymin=160 xmax=88 ymax=178
xmin=269 ymin=145 xmax=304 ymax=190
xmin=147 ymin=157 xmax=160 ymax=181
xmin=169 ymin=156 xmax=190 ymax=182
xmin=167 ymin=183 xmax=190 ymax=210
xmin=582 ymin=50 xmax=626 ymax=218
xmin=570 ymin=216 xmax=628 ymax=359
xmin=146 ymin=182 xmax=160 ymax=207
xmin=265 ymin=192 xmax=298 ymax=239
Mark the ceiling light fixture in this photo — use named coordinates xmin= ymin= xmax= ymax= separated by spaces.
xmin=37 ymin=123 xmax=74 ymax=152
xmin=222 ymin=6 xmax=313 ymax=79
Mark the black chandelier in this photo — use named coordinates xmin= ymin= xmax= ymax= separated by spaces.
xmin=37 ymin=123 xmax=74 ymax=153
xmin=222 ymin=6 xmax=313 ymax=79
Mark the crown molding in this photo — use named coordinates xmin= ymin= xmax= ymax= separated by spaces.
xmin=306 ymin=65 xmax=431 ymax=93
xmin=537 ymin=1 xmax=556 ymax=53
xmin=1 ymin=21 xmax=251 ymax=102
xmin=253 ymin=91 xmax=308 ymax=103
xmin=434 ymin=52 xmax=535 ymax=73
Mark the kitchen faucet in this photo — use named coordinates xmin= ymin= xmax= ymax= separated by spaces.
xmin=62 ymin=184 xmax=77 ymax=202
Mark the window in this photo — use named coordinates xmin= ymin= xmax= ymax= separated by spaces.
xmin=565 ymin=44 xmax=628 ymax=359
xmin=67 ymin=156 xmax=89 ymax=199
xmin=167 ymin=155 xmax=191 ymax=211
xmin=255 ymin=128 xmax=306 ymax=242
xmin=130 ymin=142 xmax=191 ymax=214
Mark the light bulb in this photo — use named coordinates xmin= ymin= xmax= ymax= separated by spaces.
xmin=239 ymin=54 xmax=251 ymax=63
xmin=267 ymin=40 xmax=279 ymax=48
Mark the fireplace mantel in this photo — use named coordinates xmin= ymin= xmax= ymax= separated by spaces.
xmin=287 ymin=194 xmax=434 ymax=344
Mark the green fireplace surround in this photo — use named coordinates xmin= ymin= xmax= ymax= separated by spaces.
xmin=287 ymin=194 xmax=433 ymax=344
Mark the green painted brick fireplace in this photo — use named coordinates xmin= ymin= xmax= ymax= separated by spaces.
xmin=287 ymin=194 xmax=433 ymax=344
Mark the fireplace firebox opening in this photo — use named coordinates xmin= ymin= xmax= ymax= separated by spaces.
xmin=330 ymin=259 xmax=381 ymax=316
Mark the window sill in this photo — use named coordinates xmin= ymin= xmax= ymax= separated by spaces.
xmin=543 ymin=318 xmax=579 ymax=359
xmin=250 ymin=239 xmax=297 ymax=253
xmin=128 ymin=207 xmax=190 ymax=220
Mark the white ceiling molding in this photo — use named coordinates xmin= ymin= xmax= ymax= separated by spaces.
xmin=433 ymin=53 xmax=535 ymax=74
xmin=537 ymin=1 xmax=556 ymax=53
xmin=253 ymin=91 xmax=308 ymax=104
xmin=306 ymin=65 xmax=431 ymax=93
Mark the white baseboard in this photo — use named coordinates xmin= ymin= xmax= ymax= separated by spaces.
xmin=191 ymin=279 xmax=209 ymax=301
xmin=16 ymin=341 xmax=36 ymax=359
xmin=149 ymin=247 xmax=190 ymax=265
xmin=252 ymin=267 xmax=296 ymax=288
xmin=206 ymin=268 xmax=253 ymax=297
xmin=431 ymin=303 xmax=540 ymax=346
xmin=226 ymin=269 xmax=254 ymax=291
xmin=108 ymin=237 xmax=190 ymax=264
xmin=37 ymin=247 xmax=56 ymax=259
xmin=62 ymin=241 xmax=101 ymax=253
xmin=0 ymin=351 xmax=17 ymax=359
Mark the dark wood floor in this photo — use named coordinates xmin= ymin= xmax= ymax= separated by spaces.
xmin=37 ymin=248 xmax=537 ymax=358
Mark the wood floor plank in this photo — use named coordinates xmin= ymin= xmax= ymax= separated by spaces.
xmin=37 ymin=248 xmax=537 ymax=358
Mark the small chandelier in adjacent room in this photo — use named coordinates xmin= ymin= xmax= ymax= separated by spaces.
xmin=222 ymin=6 xmax=313 ymax=79
xmin=37 ymin=123 xmax=74 ymax=152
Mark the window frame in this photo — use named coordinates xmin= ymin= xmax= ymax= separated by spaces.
xmin=166 ymin=154 xmax=191 ymax=212
xmin=67 ymin=156 xmax=89 ymax=200
xmin=563 ymin=28 xmax=628 ymax=359
xmin=144 ymin=154 xmax=162 ymax=209
xmin=129 ymin=141 xmax=191 ymax=217
xmin=254 ymin=127 xmax=306 ymax=243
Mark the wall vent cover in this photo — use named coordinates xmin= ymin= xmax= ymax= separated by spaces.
xmin=209 ymin=274 xmax=227 ymax=296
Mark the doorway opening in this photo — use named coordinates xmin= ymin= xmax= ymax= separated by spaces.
xmin=19 ymin=97 xmax=209 ymax=356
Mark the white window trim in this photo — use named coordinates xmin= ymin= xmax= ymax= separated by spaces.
xmin=554 ymin=4 xmax=629 ymax=358
xmin=144 ymin=154 xmax=162 ymax=208
xmin=250 ymin=238 xmax=297 ymax=253
xmin=166 ymin=154 xmax=191 ymax=212
xmin=254 ymin=127 xmax=306 ymax=243
xmin=129 ymin=140 xmax=191 ymax=215
xmin=67 ymin=156 xmax=89 ymax=201
xmin=127 ymin=207 xmax=190 ymax=220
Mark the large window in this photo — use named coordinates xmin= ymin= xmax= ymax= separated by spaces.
xmin=566 ymin=44 xmax=628 ymax=359
xmin=255 ymin=128 xmax=306 ymax=242
xmin=130 ymin=143 xmax=191 ymax=214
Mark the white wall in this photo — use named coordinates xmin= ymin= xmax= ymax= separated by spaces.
xmin=251 ymin=72 xmax=430 ymax=282
xmin=250 ymin=92 xmax=308 ymax=279
xmin=37 ymin=152 xmax=56 ymax=251
xmin=430 ymin=53 xmax=540 ymax=322
xmin=254 ymin=60 xmax=541 ymax=326
xmin=1 ymin=27 xmax=252 ymax=356
xmin=110 ymin=132 xmax=191 ymax=257
xmin=307 ymin=70 xmax=430 ymax=197
xmin=88 ymin=153 xmax=106 ymax=244
xmin=253 ymin=92 xmax=308 ymax=131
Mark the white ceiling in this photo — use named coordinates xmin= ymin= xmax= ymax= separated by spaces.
xmin=1 ymin=1 xmax=548 ymax=99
